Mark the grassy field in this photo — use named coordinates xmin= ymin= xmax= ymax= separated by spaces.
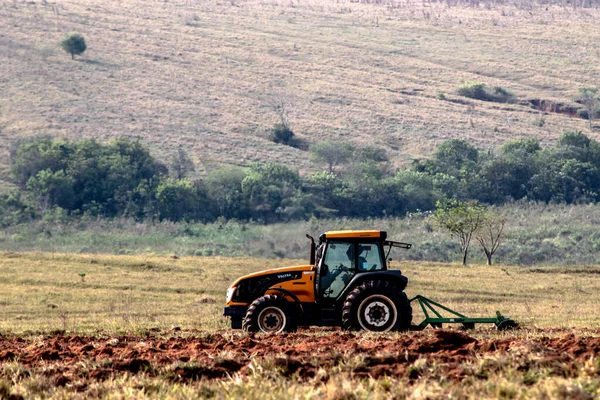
xmin=2 ymin=252 xmax=600 ymax=398
xmin=2 ymin=0 xmax=600 ymax=190
xmin=1 ymin=251 xmax=599 ymax=334
xmin=2 ymin=202 xmax=600 ymax=266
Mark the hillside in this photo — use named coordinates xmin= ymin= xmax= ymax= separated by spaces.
xmin=2 ymin=0 xmax=600 ymax=190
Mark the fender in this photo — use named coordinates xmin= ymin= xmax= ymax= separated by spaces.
xmin=336 ymin=270 xmax=408 ymax=302
xmin=267 ymin=287 xmax=304 ymax=314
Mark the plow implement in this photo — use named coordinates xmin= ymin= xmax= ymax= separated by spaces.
xmin=409 ymin=295 xmax=518 ymax=331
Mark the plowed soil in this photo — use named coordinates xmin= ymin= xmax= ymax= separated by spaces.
xmin=1 ymin=329 xmax=600 ymax=388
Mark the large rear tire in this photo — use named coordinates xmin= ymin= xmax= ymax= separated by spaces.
xmin=242 ymin=295 xmax=295 ymax=333
xmin=341 ymin=280 xmax=412 ymax=332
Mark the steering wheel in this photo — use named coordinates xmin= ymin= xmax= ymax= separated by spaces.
xmin=331 ymin=264 xmax=349 ymax=275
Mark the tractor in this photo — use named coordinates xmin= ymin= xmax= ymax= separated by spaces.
xmin=223 ymin=230 xmax=516 ymax=333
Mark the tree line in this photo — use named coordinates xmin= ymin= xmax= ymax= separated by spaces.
xmin=1 ymin=131 xmax=599 ymax=227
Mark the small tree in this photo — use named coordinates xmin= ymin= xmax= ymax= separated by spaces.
xmin=475 ymin=210 xmax=506 ymax=266
xmin=309 ymin=141 xmax=354 ymax=173
xmin=578 ymin=87 xmax=599 ymax=130
xmin=432 ymin=199 xmax=486 ymax=266
xmin=60 ymin=33 xmax=87 ymax=60
xmin=169 ymin=146 xmax=196 ymax=179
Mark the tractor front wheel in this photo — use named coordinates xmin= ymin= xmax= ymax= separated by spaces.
xmin=242 ymin=295 xmax=295 ymax=333
xmin=342 ymin=281 xmax=412 ymax=332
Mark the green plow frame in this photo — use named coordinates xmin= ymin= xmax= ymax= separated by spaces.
xmin=409 ymin=295 xmax=518 ymax=331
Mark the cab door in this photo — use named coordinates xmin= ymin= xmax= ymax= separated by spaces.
xmin=318 ymin=241 xmax=356 ymax=302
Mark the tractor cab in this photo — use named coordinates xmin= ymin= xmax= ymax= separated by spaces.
xmin=312 ymin=230 xmax=410 ymax=302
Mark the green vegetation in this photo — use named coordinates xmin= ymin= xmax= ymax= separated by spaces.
xmin=433 ymin=200 xmax=506 ymax=266
xmin=268 ymin=123 xmax=295 ymax=146
xmin=59 ymin=33 xmax=87 ymax=60
xmin=578 ymin=87 xmax=600 ymax=129
xmin=6 ymin=134 xmax=600 ymax=266
xmin=457 ymin=82 xmax=517 ymax=103
xmin=0 ymin=202 xmax=599 ymax=266
xmin=432 ymin=199 xmax=487 ymax=266
xmin=309 ymin=140 xmax=354 ymax=173
xmin=9 ymin=131 xmax=600 ymax=226
xmin=168 ymin=145 xmax=195 ymax=180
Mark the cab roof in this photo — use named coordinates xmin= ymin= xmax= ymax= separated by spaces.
xmin=322 ymin=230 xmax=387 ymax=240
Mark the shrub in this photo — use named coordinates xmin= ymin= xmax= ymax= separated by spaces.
xmin=577 ymin=109 xmax=600 ymax=120
xmin=60 ymin=33 xmax=87 ymax=60
xmin=457 ymin=82 xmax=516 ymax=103
xmin=0 ymin=191 xmax=36 ymax=227
xmin=354 ymin=145 xmax=388 ymax=162
xmin=269 ymin=123 xmax=294 ymax=145
xmin=457 ymin=82 xmax=487 ymax=100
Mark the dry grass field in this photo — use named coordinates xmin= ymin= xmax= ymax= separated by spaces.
xmin=2 ymin=252 xmax=600 ymax=334
xmin=2 ymin=252 xmax=600 ymax=398
xmin=2 ymin=0 xmax=600 ymax=192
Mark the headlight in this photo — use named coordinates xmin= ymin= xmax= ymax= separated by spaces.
xmin=226 ymin=287 xmax=236 ymax=303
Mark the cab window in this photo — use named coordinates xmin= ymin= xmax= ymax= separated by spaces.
xmin=321 ymin=241 xmax=354 ymax=299
xmin=357 ymin=243 xmax=384 ymax=271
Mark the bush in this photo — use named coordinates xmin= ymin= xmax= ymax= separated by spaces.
xmin=354 ymin=146 xmax=388 ymax=162
xmin=0 ymin=191 xmax=36 ymax=227
xmin=60 ymin=33 xmax=87 ymax=60
xmin=457 ymin=82 xmax=516 ymax=103
xmin=457 ymin=82 xmax=487 ymax=100
xmin=576 ymin=109 xmax=600 ymax=120
xmin=269 ymin=123 xmax=294 ymax=145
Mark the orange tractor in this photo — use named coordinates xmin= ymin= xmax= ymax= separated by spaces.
xmin=223 ymin=230 xmax=516 ymax=333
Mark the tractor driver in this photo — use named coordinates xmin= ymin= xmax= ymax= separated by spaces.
xmin=321 ymin=242 xmax=354 ymax=298
xmin=322 ymin=243 xmax=373 ymax=298
xmin=357 ymin=245 xmax=369 ymax=271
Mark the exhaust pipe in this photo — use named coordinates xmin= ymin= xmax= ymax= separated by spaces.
xmin=306 ymin=234 xmax=316 ymax=265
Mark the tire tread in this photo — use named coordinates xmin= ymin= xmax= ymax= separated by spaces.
xmin=243 ymin=295 xmax=296 ymax=333
xmin=341 ymin=280 xmax=412 ymax=332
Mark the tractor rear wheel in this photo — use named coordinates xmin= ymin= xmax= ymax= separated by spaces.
xmin=242 ymin=295 xmax=295 ymax=333
xmin=341 ymin=280 xmax=412 ymax=332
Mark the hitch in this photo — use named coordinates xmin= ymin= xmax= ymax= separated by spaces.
xmin=409 ymin=295 xmax=518 ymax=331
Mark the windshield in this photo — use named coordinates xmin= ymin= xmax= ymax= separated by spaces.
xmin=357 ymin=242 xmax=384 ymax=271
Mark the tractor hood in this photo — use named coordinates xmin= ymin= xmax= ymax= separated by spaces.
xmin=230 ymin=265 xmax=313 ymax=287
xmin=227 ymin=264 xmax=314 ymax=305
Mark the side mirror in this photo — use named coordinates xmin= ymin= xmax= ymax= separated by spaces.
xmin=322 ymin=264 xmax=329 ymax=275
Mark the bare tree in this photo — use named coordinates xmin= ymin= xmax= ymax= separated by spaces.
xmin=476 ymin=212 xmax=506 ymax=266
xmin=266 ymin=90 xmax=297 ymax=146
xmin=268 ymin=91 xmax=291 ymax=130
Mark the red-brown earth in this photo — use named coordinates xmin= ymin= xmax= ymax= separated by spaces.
xmin=1 ymin=328 xmax=599 ymax=389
